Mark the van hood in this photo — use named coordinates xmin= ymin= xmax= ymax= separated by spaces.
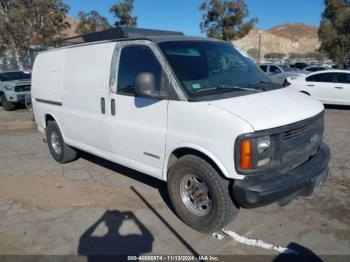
xmin=3 ymin=79 xmax=31 ymax=86
xmin=210 ymin=88 xmax=324 ymax=131
xmin=14 ymin=80 xmax=31 ymax=85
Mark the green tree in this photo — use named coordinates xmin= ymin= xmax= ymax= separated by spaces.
xmin=247 ymin=48 xmax=259 ymax=60
xmin=0 ymin=46 xmax=17 ymax=71
xmin=319 ymin=0 xmax=350 ymax=67
xmin=76 ymin=10 xmax=111 ymax=34
xmin=264 ymin=52 xmax=285 ymax=60
xmin=0 ymin=0 xmax=70 ymax=70
xmin=110 ymin=0 xmax=137 ymax=27
xmin=200 ymin=0 xmax=257 ymax=41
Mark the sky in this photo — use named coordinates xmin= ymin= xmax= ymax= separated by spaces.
xmin=64 ymin=0 xmax=325 ymax=36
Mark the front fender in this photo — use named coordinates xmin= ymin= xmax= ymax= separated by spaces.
xmin=1 ymin=90 xmax=13 ymax=99
xmin=163 ymin=143 xmax=233 ymax=181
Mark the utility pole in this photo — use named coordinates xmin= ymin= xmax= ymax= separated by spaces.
xmin=258 ymin=32 xmax=262 ymax=63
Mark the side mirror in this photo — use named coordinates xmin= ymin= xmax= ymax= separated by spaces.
xmin=135 ymin=72 xmax=167 ymax=100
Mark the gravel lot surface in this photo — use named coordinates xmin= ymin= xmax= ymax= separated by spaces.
xmin=0 ymin=107 xmax=349 ymax=260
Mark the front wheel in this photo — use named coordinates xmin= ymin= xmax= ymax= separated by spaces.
xmin=167 ymin=155 xmax=239 ymax=233
xmin=0 ymin=94 xmax=15 ymax=111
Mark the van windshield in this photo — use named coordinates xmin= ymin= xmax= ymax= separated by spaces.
xmin=158 ymin=41 xmax=271 ymax=98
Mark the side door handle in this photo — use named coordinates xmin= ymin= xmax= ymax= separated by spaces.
xmin=334 ymin=86 xmax=343 ymax=89
xmin=111 ymin=99 xmax=115 ymax=116
xmin=307 ymin=84 xmax=314 ymax=87
xmin=100 ymin=98 xmax=105 ymax=114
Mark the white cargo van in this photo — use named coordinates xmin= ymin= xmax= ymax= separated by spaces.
xmin=32 ymin=28 xmax=330 ymax=233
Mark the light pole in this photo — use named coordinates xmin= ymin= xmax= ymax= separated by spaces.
xmin=258 ymin=32 xmax=262 ymax=63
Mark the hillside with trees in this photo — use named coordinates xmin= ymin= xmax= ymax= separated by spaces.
xmin=233 ymin=23 xmax=321 ymax=59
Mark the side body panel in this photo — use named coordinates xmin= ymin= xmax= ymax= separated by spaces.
xmin=62 ymin=43 xmax=116 ymax=152
xmin=305 ymin=81 xmax=333 ymax=103
xmin=332 ymin=73 xmax=350 ymax=105
xmin=332 ymin=83 xmax=350 ymax=105
xmin=32 ymin=49 xmax=67 ymax=133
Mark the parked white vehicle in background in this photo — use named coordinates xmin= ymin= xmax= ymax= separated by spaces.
xmin=32 ymin=28 xmax=330 ymax=233
xmin=259 ymin=64 xmax=305 ymax=84
xmin=285 ymin=70 xmax=350 ymax=106
xmin=303 ymin=65 xmax=332 ymax=73
xmin=0 ymin=71 xmax=31 ymax=111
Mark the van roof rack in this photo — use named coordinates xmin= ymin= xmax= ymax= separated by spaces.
xmin=56 ymin=27 xmax=185 ymax=47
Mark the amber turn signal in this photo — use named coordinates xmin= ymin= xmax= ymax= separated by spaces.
xmin=240 ymin=139 xmax=252 ymax=170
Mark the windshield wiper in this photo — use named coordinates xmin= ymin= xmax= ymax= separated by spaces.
xmin=248 ymin=80 xmax=281 ymax=91
xmin=248 ymin=80 xmax=273 ymax=86
xmin=194 ymin=84 xmax=262 ymax=93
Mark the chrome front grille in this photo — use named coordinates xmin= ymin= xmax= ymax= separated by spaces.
xmin=283 ymin=124 xmax=314 ymax=140
xmin=280 ymin=113 xmax=324 ymax=172
xmin=14 ymin=85 xmax=31 ymax=92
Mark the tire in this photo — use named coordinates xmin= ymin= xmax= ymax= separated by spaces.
xmin=28 ymin=106 xmax=35 ymax=121
xmin=167 ymin=155 xmax=239 ymax=233
xmin=0 ymin=94 xmax=15 ymax=111
xmin=46 ymin=121 xmax=77 ymax=164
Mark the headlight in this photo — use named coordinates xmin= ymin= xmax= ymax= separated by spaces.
xmin=236 ymin=134 xmax=275 ymax=172
xmin=257 ymin=136 xmax=271 ymax=154
xmin=4 ymin=85 xmax=14 ymax=91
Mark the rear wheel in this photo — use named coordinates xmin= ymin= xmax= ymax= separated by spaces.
xmin=167 ymin=155 xmax=239 ymax=233
xmin=47 ymin=121 xmax=77 ymax=164
xmin=0 ymin=94 xmax=15 ymax=111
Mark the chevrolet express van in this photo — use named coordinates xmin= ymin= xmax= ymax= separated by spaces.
xmin=32 ymin=28 xmax=330 ymax=233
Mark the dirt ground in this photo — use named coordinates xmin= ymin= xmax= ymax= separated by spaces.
xmin=0 ymin=108 xmax=35 ymax=131
xmin=0 ymin=107 xmax=349 ymax=260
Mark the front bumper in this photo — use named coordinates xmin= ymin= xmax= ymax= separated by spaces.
xmin=7 ymin=92 xmax=29 ymax=103
xmin=233 ymin=143 xmax=330 ymax=208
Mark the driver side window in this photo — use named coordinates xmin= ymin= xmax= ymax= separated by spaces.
xmin=117 ymin=45 xmax=162 ymax=96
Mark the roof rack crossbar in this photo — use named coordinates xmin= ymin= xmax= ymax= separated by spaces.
xmin=56 ymin=27 xmax=185 ymax=47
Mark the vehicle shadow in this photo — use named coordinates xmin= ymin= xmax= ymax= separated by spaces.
xmin=324 ymin=104 xmax=350 ymax=110
xmin=0 ymin=102 xmax=27 ymax=110
xmin=78 ymin=210 xmax=154 ymax=261
xmin=273 ymin=242 xmax=322 ymax=262
xmin=78 ymin=152 xmax=202 ymax=259
xmin=78 ymin=151 xmax=173 ymax=212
